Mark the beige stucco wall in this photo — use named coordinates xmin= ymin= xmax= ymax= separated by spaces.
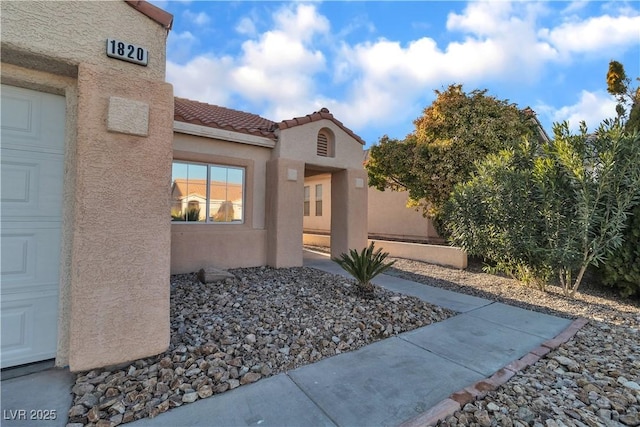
xmin=266 ymin=158 xmax=306 ymax=268
xmin=302 ymin=173 xmax=332 ymax=233
xmin=274 ymin=120 xmax=364 ymax=170
xmin=368 ymin=188 xmax=440 ymax=242
xmin=330 ymin=168 xmax=369 ymax=258
xmin=171 ymin=134 xmax=272 ymax=273
xmin=2 ymin=1 xmax=174 ymax=371
xmin=302 ymin=234 xmax=467 ymax=269
xmin=67 ymin=63 xmax=174 ymax=372
xmin=303 ymin=174 xmax=440 ymax=242
xmin=273 ymin=119 xmax=368 ymax=261
xmin=369 ymin=240 xmax=467 ymax=269
xmin=1 ymin=1 xmax=168 ymax=80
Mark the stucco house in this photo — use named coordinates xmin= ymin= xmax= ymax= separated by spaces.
xmin=1 ymin=1 xmax=368 ymax=373
xmin=303 ymin=169 xmax=442 ymax=245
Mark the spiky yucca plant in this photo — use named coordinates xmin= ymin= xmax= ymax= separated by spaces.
xmin=332 ymin=242 xmax=395 ymax=297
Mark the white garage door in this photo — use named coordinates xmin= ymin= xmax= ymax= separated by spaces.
xmin=1 ymin=85 xmax=65 ymax=368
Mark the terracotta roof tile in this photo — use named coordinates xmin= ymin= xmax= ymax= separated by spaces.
xmin=277 ymin=108 xmax=365 ymax=145
xmin=174 ymin=97 xmax=278 ymax=140
xmin=125 ymin=0 xmax=173 ymax=29
xmin=173 ymin=99 xmax=366 ymax=146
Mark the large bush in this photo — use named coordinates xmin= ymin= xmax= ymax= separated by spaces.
xmin=445 ymin=122 xmax=640 ymax=297
xmin=597 ymin=198 xmax=640 ymax=297
xmin=444 ymin=141 xmax=552 ymax=288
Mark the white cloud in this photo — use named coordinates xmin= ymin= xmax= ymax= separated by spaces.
xmin=182 ymin=10 xmax=210 ymax=26
xmin=331 ymin=1 xmax=557 ymax=129
xmin=168 ymin=55 xmax=235 ymax=106
xmin=166 ymin=0 xmax=638 ymax=141
xmin=236 ymin=17 xmax=257 ymax=36
xmin=538 ymin=90 xmax=618 ymax=132
xmin=272 ymin=3 xmax=330 ymax=43
xmin=168 ymin=3 xmax=329 ymax=117
xmin=539 ymin=14 xmax=640 ymax=55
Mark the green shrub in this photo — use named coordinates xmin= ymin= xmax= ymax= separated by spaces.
xmin=597 ymin=204 xmax=640 ymax=297
xmin=445 ymin=122 xmax=640 ymax=297
xmin=332 ymin=242 xmax=395 ymax=298
xmin=444 ymin=141 xmax=552 ymax=290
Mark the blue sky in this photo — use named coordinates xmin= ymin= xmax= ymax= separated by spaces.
xmin=152 ymin=1 xmax=640 ymax=147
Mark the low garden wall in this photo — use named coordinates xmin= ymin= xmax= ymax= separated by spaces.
xmin=303 ymin=234 xmax=467 ymax=269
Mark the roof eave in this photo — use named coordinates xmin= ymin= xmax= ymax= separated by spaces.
xmin=125 ymin=0 xmax=173 ymax=30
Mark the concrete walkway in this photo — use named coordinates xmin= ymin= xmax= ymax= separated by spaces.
xmin=0 ymin=251 xmax=574 ymax=427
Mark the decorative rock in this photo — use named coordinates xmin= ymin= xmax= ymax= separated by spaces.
xmin=198 ymin=267 xmax=235 ymax=283
xmin=109 ymin=401 xmax=126 ymax=415
xmin=553 ymin=356 xmax=580 ymax=372
xmin=87 ymin=407 xmax=101 ymax=423
xmin=110 ymin=414 xmax=124 ymax=425
xmin=68 ymin=404 xmax=87 ymax=418
xmin=72 ymin=383 xmax=95 ymax=395
xmin=78 ymin=393 xmax=99 ymax=409
xmin=181 ymin=392 xmax=198 ymax=403
xmin=72 ymin=263 xmax=640 ymax=427
xmin=197 ymin=385 xmax=213 ymax=399
xmin=214 ymin=383 xmax=230 ymax=394
xmin=474 ymin=409 xmax=492 ymax=427
xmin=486 ymin=402 xmax=500 ymax=412
xmin=619 ymin=412 xmax=640 ymax=426
xmin=240 ymin=373 xmax=262 ymax=385
xmin=623 ymin=381 xmax=640 ymax=391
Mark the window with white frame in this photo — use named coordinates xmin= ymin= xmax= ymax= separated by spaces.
xmin=315 ymin=184 xmax=323 ymax=216
xmin=171 ymin=161 xmax=244 ymax=223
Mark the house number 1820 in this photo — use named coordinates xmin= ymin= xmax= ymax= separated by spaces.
xmin=106 ymin=38 xmax=148 ymax=66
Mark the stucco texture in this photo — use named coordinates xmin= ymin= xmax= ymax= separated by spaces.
xmin=274 ymin=120 xmax=364 ymax=170
xmin=68 ymin=63 xmax=174 ymax=372
xmin=170 ymin=135 xmax=272 ymax=273
xmin=1 ymin=1 xmax=168 ymax=80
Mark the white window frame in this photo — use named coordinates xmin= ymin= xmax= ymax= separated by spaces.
xmin=171 ymin=161 xmax=245 ymax=224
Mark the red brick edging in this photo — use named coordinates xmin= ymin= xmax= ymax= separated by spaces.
xmin=399 ymin=317 xmax=589 ymax=427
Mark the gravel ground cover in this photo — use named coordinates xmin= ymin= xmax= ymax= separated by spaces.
xmin=66 ymin=266 xmax=453 ymax=426
xmin=383 ymin=257 xmax=639 ymax=427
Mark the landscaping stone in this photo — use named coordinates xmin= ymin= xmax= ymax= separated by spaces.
xmin=68 ymin=266 xmax=453 ymax=426
xmin=197 ymin=267 xmax=235 ymax=283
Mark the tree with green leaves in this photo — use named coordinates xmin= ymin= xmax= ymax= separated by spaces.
xmin=597 ymin=60 xmax=640 ymax=296
xmin=606 ymin=60 xmax=640 ymax=132
xmin=367 ymin=84 xmax=539 ymax=233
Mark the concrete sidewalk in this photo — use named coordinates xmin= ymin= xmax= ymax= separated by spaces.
xmin=1 ymin=251 xmax=574 ymax=427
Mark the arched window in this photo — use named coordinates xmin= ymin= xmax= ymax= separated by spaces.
xmin=317 ymin=128 xmax=335 ymax=157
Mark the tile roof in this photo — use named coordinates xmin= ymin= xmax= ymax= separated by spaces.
xmin=278 ymin=108 xmax=365 ymax=145
xmin=174 ymin=98 xmax=365 ymax=145
xmin=174 ymin=97 xmax=278 ymax=139
xmin=125 ymin=0 xmax=173 ymax=29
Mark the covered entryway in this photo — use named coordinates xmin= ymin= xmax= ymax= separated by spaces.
xmin=1 ymin=85 xmax=65 ymax=368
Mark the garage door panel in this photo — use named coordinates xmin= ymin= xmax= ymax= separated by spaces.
xmin=1 ymin=225 xmax=60 ymax=290
xmin=1 ymin=150 xmax=64 ymax=220
xmin=1 ymin=292 xmax=58 ymax=368
xmin=1 ymin=89 xmax=41 ymax=137
xmin=1 ymin=84 xmax=64 ymax=368
xmin=1 ymin=86 xmax=65 ymax=155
